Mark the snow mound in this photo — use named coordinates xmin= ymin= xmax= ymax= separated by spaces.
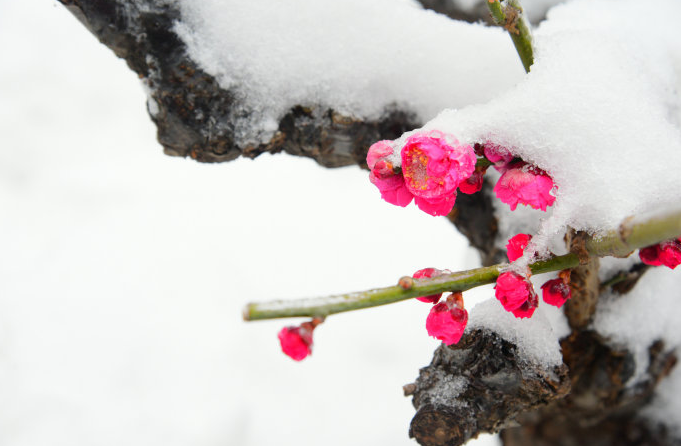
xmin=416 ymin=0 xmax=681 ymax=251
xmin=173 ymin=0 xmax=525 ymax=144
xmin=468 ymin=298 xmax=563 ymax=367
xmin=594 ymin=267 xmax=681 ymax=384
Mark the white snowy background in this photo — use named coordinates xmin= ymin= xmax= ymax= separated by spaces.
xmin=0 ymin=1 xmax=499 ymax=445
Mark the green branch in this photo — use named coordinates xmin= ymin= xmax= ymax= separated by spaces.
xmin=243 ymin=210 xmax=681 ymax=321
xmin=487 ymin=0 xmax=534 ymax=73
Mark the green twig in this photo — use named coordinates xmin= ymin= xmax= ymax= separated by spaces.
xmin=487 ymin=0 xmax=534 ymax=73
xmin=243 ymin=210 xmax=681 ymax=321
xmin=476 ymin=157 xmax=493 ymax=168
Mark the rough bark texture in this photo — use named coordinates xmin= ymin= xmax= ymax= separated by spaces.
xmin=564 ymin=230 xmax=601 ymax=330
xmin=408 ymin=329 xmax=570 ymax=446
xmin=500 ymin=334 xmax=679 ymax=446
xmin=60 ymin=2 xmax=678 ymax=445
xmin=408 ymin=247 xmax=677 ymax=446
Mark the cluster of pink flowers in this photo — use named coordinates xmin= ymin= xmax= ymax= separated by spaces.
xmin=413 ymin=268 xmax=468 ymax=345
xmin=275 ymin=129 xmax=681 ymax=361
xmin=279 ymin=136 xmax=562 ymax=359
xmin=639 ymin=237 xmax=681 ymax=269
xmin=367 ymin=131 xmax=477 ymax=216
xmin=484 ymin=144 xmax=556 ymax=211
xmin=493 ymin=234 xmax=572 ymax=319
xmin=368 ymin=135 xmax=556 ymax=216
xmin=277 ymin=318 xmax=323 ymax=361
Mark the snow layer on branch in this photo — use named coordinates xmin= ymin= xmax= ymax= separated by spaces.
xmin=172 ymin=0 xmax=525 ymax=144
xmin=643 ymin=364 xmax=681 ymax=438
xmin=594 ymin=266 xmax=681 ymax=434
xmin=468 ymin=299 xmax=563 ymax=367
xmin=418 ymin=0 xmax=681 ymax=249
xmin=594 ymin=267 xmax=681 ymax=384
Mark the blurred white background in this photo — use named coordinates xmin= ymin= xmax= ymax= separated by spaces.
xmin=0 ymin=1 xmax=497 ymax=445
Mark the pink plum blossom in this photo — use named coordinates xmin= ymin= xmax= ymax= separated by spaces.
xmin=494 ymin=271 xmax=537 ymax=319
xmin=493 ymin=161 xmax=556 ymax=211
xmin=483 ymin=143 xmax=515 ymax=173
xmin=367 ymin=140 xmax=413 ymax=207
xmin=510 ymin=293 xmax=539 ymax=319
xmin=506 ymin=233 xmax=531 ymax=262
xmin=425 ymin=293 xmax=468 ymax=345
xmin=278 ymin=320 xmax=321 ymax=361
xmin=278 ymin=326 xmax=313 ymax=361
xmin=401 ymin=131 xmax=476 ymax=216
xmin=413 ymin=268 xmax=447 ymax=304
xmin=458 ymin=164 xmax=487 ymax=195
xmin=541 ymin=278 xmax=572 ymax=307
xmin=639 ymin=238 xmax=681 ymax=269
xmin=366 ymin=140 xmax=393 ymax=170
xmin=369 ymin=174 xmax=413 ymax=207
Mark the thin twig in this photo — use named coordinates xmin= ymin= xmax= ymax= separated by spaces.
xmin=487 ymin=0 xmax=534 ymax=73
xmin=243 ymin=210 xmax=681 ymax=321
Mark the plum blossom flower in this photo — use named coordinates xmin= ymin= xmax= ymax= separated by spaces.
xmin=639 ymin=238 xmax=681 ymax=269
xmin=511 ymin=294 xmax=539 ymax=318
xmin=369 ymin=174 xmax=413 ymax=207
xmin=366 ymin=140 xmax=393 ymax=170
xmin=493 ymin=161 xmax=556 ymax=211
xmin=401 ymin=131 xmax=477 ymax=216
xmin=425 ymin=293 xmax=468 ymax=345
xmin=495 ymin=271 xmax=538 ymax=319
xmin=413 ymin=267 xmax=448 ymax=304
xmin=541 ymin=278 xmax=572 ymax=307
xmin=506 ymin=233 xmax=532 ymax=262
xmin=367 ymin=140 xmax=413 ymax=207
xmin=483 ymin=143 xmax=515 ymax=173
xmin=277 ymin=319 xmax=321 ymax=361
xmin=458 ymin=163 xmax=488 ymax=195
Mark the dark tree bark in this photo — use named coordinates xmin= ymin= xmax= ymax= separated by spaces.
xmin=59 ymin=2 xmax=679 ymax=445
xmin=59 ymin=0 xmax=419 ymax=166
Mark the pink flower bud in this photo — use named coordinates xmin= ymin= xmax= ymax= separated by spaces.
xmin=658 ymin=240 xmax=681 ymax=268
xmin=278 ymin=324 xmax=314 ymax=361
xmin=413 ymin=268 xmax=447 ymax=304
xmin=541 ymin=278 xmax=572 ymax=307
xmin=639 ymin=245 xmax=663 ymax=266
xmin=506 ymin=233 xmax=532 ymax=262
xmin=640 ymin=238 xmax=681 ymax=269
xmin=401 ymin=132 xmax=476 ymax=216
xmin=425 ymin=293 xmax=468 ymax=345
xmin=369 ymin=173 xmax=413 ymax=207
xmin=371 ymin=159 xmax=394 ymax=180
xmin=510 ymin=292 xmax=538 ymax=319
xmin=494 ymin=271 xmax=537 ymax=319
xmin=483 ymin=143 xmax=515 ymax=172
xmin=458 ymin=164 xmax=487 ymax=195
xmin=493 ymin=162 xmax=556 ymax=212
xmin=367 ymin=140 xmax=413 ymax=208
xmin=366 ymin=140 xmax=393 ymax=170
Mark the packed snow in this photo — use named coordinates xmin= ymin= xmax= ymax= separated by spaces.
xmin=594 ymin=267 xmax=681 ymax=384
xmin=173 ymin=0 xmax=526 ymax=143
xmin=467 ymin=298 xmax=564 ymax=367
xmin=413 ymin=0 xmax=681 ymax=258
